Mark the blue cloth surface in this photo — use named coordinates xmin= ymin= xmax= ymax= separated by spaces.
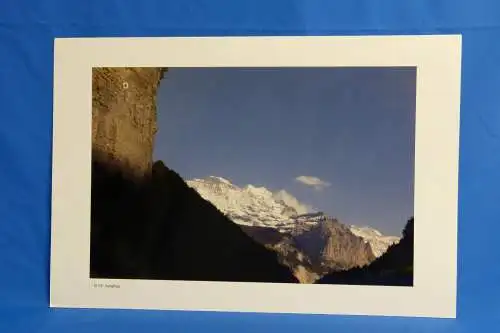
xmin=1 ymin=0 xmax=499 ymax=331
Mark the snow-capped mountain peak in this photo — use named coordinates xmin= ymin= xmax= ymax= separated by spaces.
xmin=244 ymin=184 xmax=274 ymax=198
xmin=272 ymin=190 xmax=310 ymax=215
xmin=351 ymin=225 xmax=383 ymax=238
xmin=186 ymin=176 xmax=399 ymax=257
xmin=187 ymin=176 xmax=301 ymax=229
xmin=207 ymin=176 xmax=233 ymax=185
xmin=349 ymin=225 xmax=400 ymax=257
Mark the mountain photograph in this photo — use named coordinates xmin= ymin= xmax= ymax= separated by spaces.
xmin=90 ymin=66 xmax=416 ymax=286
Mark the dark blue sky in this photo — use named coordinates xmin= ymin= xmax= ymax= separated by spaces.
xmin=153 ymin=67 xmax=416 ymax=236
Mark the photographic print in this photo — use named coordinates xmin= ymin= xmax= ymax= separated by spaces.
xmin=50 ymin=36 xmax=461 ymax=318
xmin=90 ymin=67 xmax=415 ymax=286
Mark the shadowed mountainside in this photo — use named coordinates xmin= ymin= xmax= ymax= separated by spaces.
xmin=316 ymin=217 xmax=414 ymax=286
xmin=90 ymin=152 xmax=299 ymax=283
xmin=239 ymin=225 xmax=319 ymax=283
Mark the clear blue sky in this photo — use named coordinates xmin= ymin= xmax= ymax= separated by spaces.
xmin=153 ymin=67 xmax=416 ymax=236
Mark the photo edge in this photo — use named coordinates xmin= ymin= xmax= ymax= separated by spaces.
xmin=49 ymin=34 xmax=459 ymax=318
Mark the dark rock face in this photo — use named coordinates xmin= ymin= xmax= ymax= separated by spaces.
xmin=316 ymin=217 xmax=414 ymax=286
xmin=90 ymin=67 xmax=298 ymax=283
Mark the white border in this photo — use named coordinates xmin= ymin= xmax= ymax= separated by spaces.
xmin=50 ymin=36 xmax=461 ymax=318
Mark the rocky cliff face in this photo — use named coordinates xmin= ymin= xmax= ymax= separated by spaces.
xmin=316 ymin=217 xmax=414 ymax=286
xmin=90 ymin=67 xmax=298 ymax=283
xmin=238 ymin=219 xmax=375 ymax=283
xmin=293 ymin=218 xmax=375 ymax=275
xmin=92 ymin=67 xmax=166 ymax=178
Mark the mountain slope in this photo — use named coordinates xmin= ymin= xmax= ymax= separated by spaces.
xmin=90 ymin=158 xmax=299 ymax=283
xmin=187 ymin=176 xmax=387 ymax=282
xmin=239 ymin=225 xmax=319 ymax=283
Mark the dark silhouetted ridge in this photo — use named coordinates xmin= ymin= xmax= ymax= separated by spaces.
xmin=90 ymin=153 xmax=299 ymax=283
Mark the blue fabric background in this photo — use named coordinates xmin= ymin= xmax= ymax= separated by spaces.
xmin=0 ymin=0 xmax=498 ymax=331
